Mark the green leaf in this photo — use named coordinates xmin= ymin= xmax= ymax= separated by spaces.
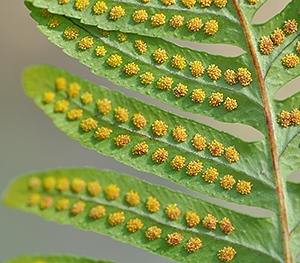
xmin=23 ymin=64 xmax=277 ymax=210
xmin=3 ymin=167 xmax=284 ymax=263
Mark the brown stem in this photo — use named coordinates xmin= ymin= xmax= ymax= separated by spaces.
xmin=232 ymin=1 xmax=293 ymax=262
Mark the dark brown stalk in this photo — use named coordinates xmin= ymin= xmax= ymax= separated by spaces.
xmin=232 ymin=1 xmax=292 ymax=262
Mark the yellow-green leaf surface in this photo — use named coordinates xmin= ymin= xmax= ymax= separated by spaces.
xmin=2 ymin=167 xmax=284 ymax=263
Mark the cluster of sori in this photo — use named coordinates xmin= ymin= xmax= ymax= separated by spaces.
xmin=277 ymin=108 xmax=300 ymax=128
xmin=26 ymin=175 xmax=237 ymax=261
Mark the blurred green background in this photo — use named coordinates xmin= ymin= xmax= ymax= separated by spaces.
xmin=1 ymin=0 xmax=299 ymax=262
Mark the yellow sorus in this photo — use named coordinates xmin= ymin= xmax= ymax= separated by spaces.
xmin=237 ymin=67 xmax=252 ymax=86
xmin=40 ymin=196 xmax=54 ymax=210
xmin=56 ymin=177 xmax=70 ymax=192
xmin=208 ymin=139 xmax=224 ymax=156
xmin=271 ymin=28 xmax=285 ymax=45
xmin=71 ymin=177 xmax=86 ymax=194
xmin=160 ymin=0 xmax=175 ymax=5
xmin=104 ymin=184 xmax=121 ymax=200
xmin=146 ymin=196 xmax=160 ymax=213
xmin=28 ymin=176 xmax=41 ymax=190
xmin=135 ymin=39 xmax=147 ymax=54
xmin=89 ymin=205 xmax=106 ymax=219
xmin=109 ymin=6 xmax=125 ymax=20
xmin=74 ymin=0 xmax=89 ymax=10
xmin=192 ymin=133 xmax=207 ymax=150
xmin=96 ymin=98 xmax=112 ymax=115
xmin=80 ymin=92 xmax=93 ymax=105
xmin=140 ymin=72 xmax=154 ymax=84
xmin=173 ymin=83 xmax=188 ymax=97
xmin=171 ymin=155 xmax=186 ymax=170
xmin=165 ymin=203 xmax=181 ymax=220
xmin=153 ymin=48 xmax=168 ymax=63
xmin=225 ymin=146 xmax=239 ymax=163
xmin=202 ymin=167 xmax=219 ymax=183
xmin=107 ymin=54 xmax=122 ymax=67
xmin=123 ymin=62 xmax=140 ymax=76
xmin=132 ymin=113 xmax=147 ymax=129
xmin=186 ymin=17 xmax=203 ymax=32
xmin=297 ymin=41 xmax=300 ymax=55
xmin=55 ymin=198 xmax=70 ymax=211
xmin=247 ymin=0 xmax=259 ymax=4
xmin=186 ymin=160 xmax=203 ymax=176
xmin=185 ymin=211 xmax=200 ymax=227
xmin=151 ymin=13 xmax=166 ymax=27
xmin=78 ymin=36 xmax=93 ymax=50
xmin=132 ymin=10 xmax=148 ymax=23
xmin=99 ymin=29 xmax=110 ymax=36
xmin=27 ymin=193 xmax=41 ymax=206
xmin=55 ymin=77 xmax=67 ymax=90
xmin=169 ymin=15 xmax=185 ymax=29
xmin=59 ymin=0 xmax=69 ymax=4
xmin=191 ymin=89 xmax=205 ymax=103
xmin=181 ymin=0 xmax=196 ymax=8
xmin=207 ymin=64 xmax=222 ymax=80
xmin=282 ymin=53 xmax=300 ymax=68
xmin=218 ymin=246 xmax=237 ymax=262
xmin=166 ymin=232 xmax=184 ymax=246
xmin=204 ymin=20 xmax=219 ymax=35
xmin=66 ymin=82 xmax=81 ymax=98
xmin=209 ymin=92 xmax=223 ymax=107
xmin=202 ymin=213 xmax=218 ymax=230
xmin=224 ymin=69 xmax=238 ymax=85
xmin=260 ymin=36 xmax=275 ymax=55
xmin=87 ymin=181 xmax=102 ymax=196
xmin=189 ymin=61 xmax=205 ymax=77
xmin=114 ymin=107 xmax=129 ymax=122
xmin=93 ymin=1 xmax=108 ymax=14
xmin=125 ymin=190 xmax=140 ymax=206
xmin=171 ymin=54 xmax=186 ymax=70
xmin=220 ymin=175 xmax=236 ymax=190
xmin=40 ymin=8 xmax=52 ymax=18
xmin=236 ymin=180 xmax=252 ymax=194
xmin=95 ymin=46 xmax=107 ymax=57
xmin=43 ymin=176 xmax=56 ymax=191
xmin=156 ymin=76 xmax=174 ymax=90
xmin=185 ymin=237 xmax=203 ymax=253
xmin=80 ymin=117 xmax=98 ymax=131
xmin=219 ymin=217 xmax=234 ymax=235
xmin=152 ymin=120 xmax=168 ymax=136
xmin=114 ymin=134 xmax=131 ymax=147
xmin=108 ymin=211 xmax=125 ymax=225
xmin=214 ymin=0 xmax=227 ymax=8
xmin=198 ymin=0 xmax=212 ymax=7
xmin=63 ymin=27 xmax=79 ymax=40
xmin=42 ymin=91 xmax=56 ymax=104
xmin=152 ymin=148 xmax=169 ymax=163
xmin=67 ymin=109 xmax=83 ymax=120
xmin=278 ymin=110 xmax=291 ymax=127
xmin=145 ymin=226 xmax=162 ymax=240
xmin=224 ymin=97 xmax=238 ymax=111
xmin=132 ymin=141 xmax=149 ymax=155
xmin=172 ymin=125 xmax=188 ymax=142
xmin=48 ymin=17 xmax=61 ymax=28
xmin=70 ymin=200 xmax=86 ymax=215
xmin=54 ymin=99 xmax=69 ymax=113
xmin=291 ymin=108 xmax=300 ymax=126
xmin=117 ymin=32 xmax=127 ymax=42
xmin=126 ymin=218 xmax=143 ymax=232
xmin=94 ymin=126 xmax=113 ymax=140
xmin=284 ymin=19 xmax=298 ymax=34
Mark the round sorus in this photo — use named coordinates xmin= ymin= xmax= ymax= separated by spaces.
xmin=151 ymin=13 xmax=166 ymax=27
xmin=78 ymin=36 xmax=93 ymax=50
xmin=89 ymin=205 xmax=106 ymax=219
xmin=278 ymin=110 xmax=291 ymax=127
xmin=247 ymin=0 xmax=259 ymax=4
xmin=202 ymin=213 xmax=218 ymax=230
xmin=185 ymin=237 xmax=203 ymax=253
xmin=166 ymin=232 xmax=184 ymax=246
xmin=189 ymin=61 xmax=205 ymax=77
xmin=259 ymin=36 xmax=275 ymax=55
xmin=236 ymin=180 xmax=252 ymax=194
xmin=282 ymin=53 xmax=300 ymax=68
xmin=237 ymin=67 xmax=252 ymax=86
xmin=80 ymin=117 xmax=98 ymax=131
xmin=80 ymin=92 xmax=93 ymax=105
xmin=27 ymin=193 xmax=41 ymax=206
xmin=96 ymin=98 xmax=112 ymax=115
xmin=160 ymin=0 xmax=175 ymax=5
xmin=153 ymin=48 xmax=168 ymax=63
xmin=67 ymin=82 xmax=81 ymax=98
xmin=172 ymin=125 xmax=188 ymax=142
xmin=40 ymin=196 xmax=54 ymax=210
xmin=108 ymin=211 xmax=125 ymax=225
xmin=107 ymin=54 xmax=122 ymax=67
xmin=146 ymin=196 xmax=161 ymax=213
xmin=209 ymin=92 xmax=223 ymax=107
xmin=192 ymin=133 xmax=206 ymax=150
xmin=202 ymin=167 xmax=219 ymax=183
xmin=271 ymin=28 xmax=285 ymax=45
xmin=214 ymin=0 xmax=227 ymax=8
xmin=208 ymin=139 xmax=224 ymax=156
xmin=55 ymin=77 xmax=67 ymax=90
xmin=291 ymin=108 xmax=300 ymax=126
xmin=225 ymin=146 xmax=239 ymax=163
xmin=94 ymin=126 xmax=113 ymax=140
xmin=42 ymin=91 xmax=56 ymax=104
xmin=93 ymin=1 xmax=108 ymax=14
xmin=117 ymin=32 xmax=127 ymax=42
xmin=110 ymin=6 xmax=125 ymax=20
xmin=198 ymin=0 xmax=212 ymax=7
xmin=219 ymin=217 xmax=234 ymax=235
xmin=204 ymin=20 xmax=218 ymax=35
xmin=135 ymin=39 xmax=147 ymax=54
xmin=156 ymin=76 xmax=174 ymax=90
xmin=220 ymin=175 xmax=236 ymax=190
xmin=48 ymin=17 xmax=61 ymax=28
xmin=296 ymin=41 xmax=300 ymax=55
xmin=173 ymin=83 xmax=188 ymax=97
xmin=207 ymin=64 xmax=222 ymax=80
xmin=171 ymin=155 xmax=186 ymax=170
xmin=224 ymin=97 xmax=238 ymax=111
xmin=63 ymin=27 xmax=79 ymax=40
xmin=54 ymin=99 xmax=69 ymax=113
xmin=70 ymin=200 xmax=86 ymax=215
xmin=114 ymin=107 xmax=129 ymax=122
xmin=185 ymin=211 xmax=200 ymax=227
xmin=55 ymin=198 xmax=70 ymax=211
xmin=114 ymin=134 xmax=131 ymax=147
xmin=191 ymin=89 xmax=205 ymax=103
xmin=132 ymin=113 xmax=147 ymax=129
xmin=140 ymin=72 xmax=154 ymax=85
xmin=169 ymin=15 xmax=185 ymax=29
xmin=99 ymin=29 xmax=110 ymax=36
xmin=126 ymin=218 xmax=143 ymax=232
xmin=40 ymin=8 xmax=52 ymax=18
xmin=186 ymin=160 xmax=203 ymax=176
xmin=28 ymin=176 xmax=41 ymax=190
xmin=87 ymin=181 xmax=102 ymax=196
xmin=132 ymin=9 xmax=148 ymax=23
xmin=224 ymin=69 xmax=238 ymax=85
xmin=67 ymin=109 xmax=83 ymax=120
xmin=104 ymin=184 xmax=121 ymax=200
xmin=171 ymin=54 xmax=186 ymax=70
xmin=145 ymin=226 xmax=162 ymax=240
xmin=43 ymin=176 xmax=56 ymax=191
xmin=123 ymin=62 xmax=140 ymax=76
xmin=35 ymin=260 xmax=47 ymax=263
xmin=152 ymin=148 xmax=169 ymax=163
xmin=165 ymin=203 xmax=181 ymax=220
xmin=71 ymin=177 xmax=86 ymax=193
xmin=186 ymin=17 xmax=203 ymax=32
xmin=56 ymin=177 xmax=70 ymax=192
xmin=284 ymin=19 xmax=298 ymax=34
xmin=218 ymin=246 xmax=237 ymax=262
xmin=95 ymin=46 xmax=107 ymax=57
xmin=181 ymin=0 xmax=196 ymax=8
xmin=152 ymin=120 xmax=168 ymax=136
xmin=132 ymin=141 xmax=149 ymax=155
xmin=126 ymin=190 xmax=140 ymax=206
xmin=74 ymin=0 xmax=89 ymax=10
xmin=141 ymin=0 xmax=151 ymax=3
